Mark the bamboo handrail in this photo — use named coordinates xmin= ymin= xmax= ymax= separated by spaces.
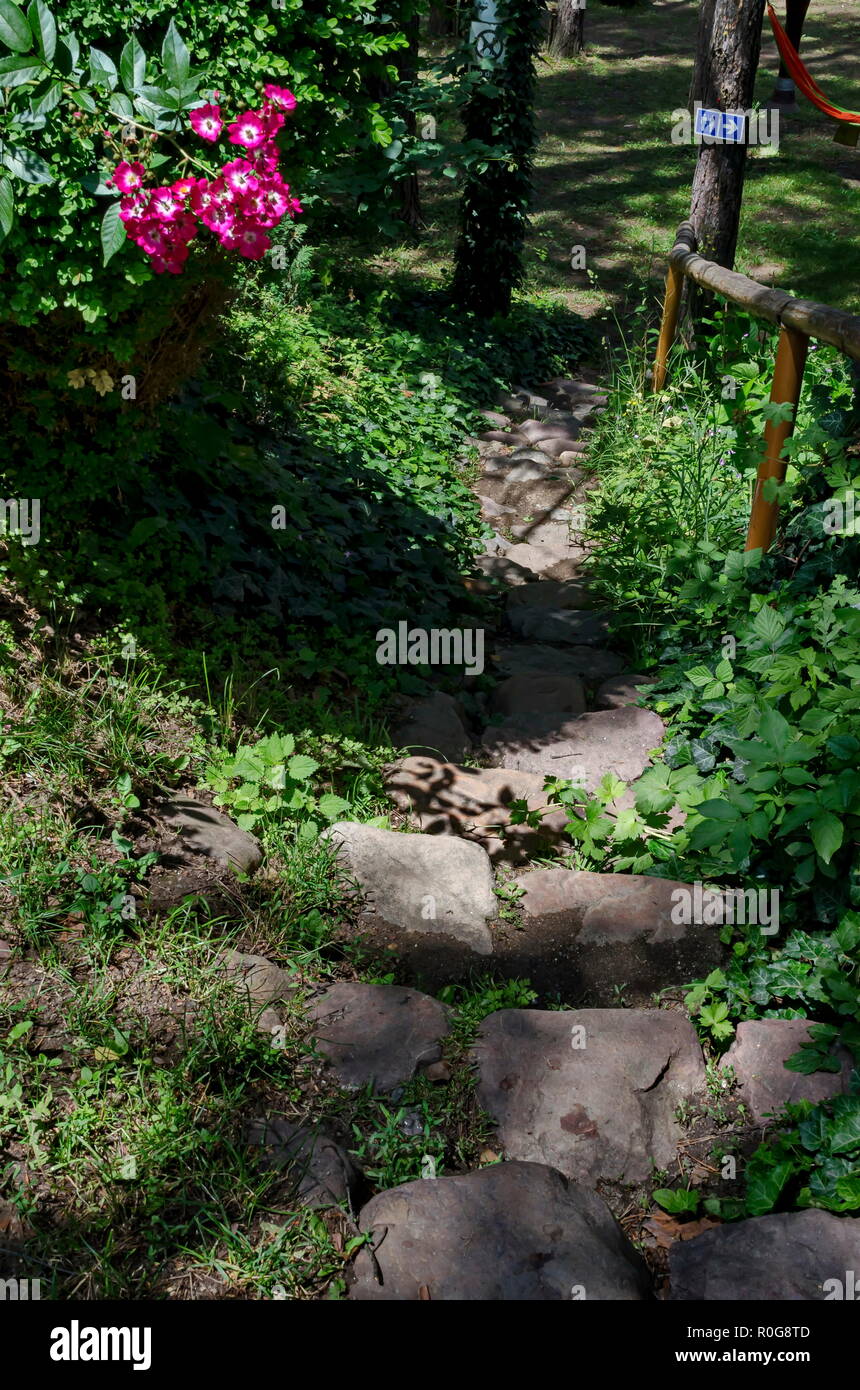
xmin=653 ymin=221 xmax=860 ymax=551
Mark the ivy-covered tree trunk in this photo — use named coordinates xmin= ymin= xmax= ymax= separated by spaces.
xmin=451 ymin=0 xmax=541 ymax=317
xmin=688 ymin=0 xmax=766 ymax=272
xmin=548 ymin=0 xmax=584 ymax=58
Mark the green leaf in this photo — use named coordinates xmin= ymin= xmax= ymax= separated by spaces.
xmin=28 ymin=73 xmax=61 ymax=112
xmin=0 ymin=51 xmax=43 ymax=83
xmin=318 ymin=793 xmax=351 ymax=821
xmin=100 ymin=198 xmax=126 ymax=265
xmin=2 ymin=142 xmax=52 ymax=182
xmin=745 ymin=1159 xmax=794 ymax=1216
xmin=89 ymin=46 xmax=117 ymax=90
xmin=8 ymin=1018 xmax=32 ymax=1042
xmin=0 ymin=176 xmax=14 ymax=240
xmin=161 ymin=18 xmax=189 ymax=85
xmin=0 ymin=0 xmax=32 ymax=52
xmin=119 ymin=34 xmax=145 ymax=93
xmin=287 ymin=754 xmax=319 ymax=782
xmin=753 ymin=604 xmax=785 ymax=645
xmin=684 ymin=664 xmax=713 ymax=688
xmin=653 ymin=1187 xmax=700 ymax=1214
xmin=811 ymin=812 xmax=843 ymax=865
xmin=695 ymin=798 xmax=739 ymax=821
xmin=26 ymin=0 xmax=53 ymax=62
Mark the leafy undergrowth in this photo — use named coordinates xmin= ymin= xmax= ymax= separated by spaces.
xmin=550 ymin=307 xmax=860 ymax=1224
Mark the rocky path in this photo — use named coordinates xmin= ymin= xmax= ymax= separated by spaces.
xmin=127 ymin=376 xmax=860 ymax=1298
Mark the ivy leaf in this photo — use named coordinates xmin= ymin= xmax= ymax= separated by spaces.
xmin=26 ymin=0 xmax=53 ymax=62
xmin=100 ymin=198 xmax=126 ymax=265
xmin=161 ymin=18 xmax=189 ymax=86
xmin=2 ymin=141 xmax=52 ymax=182
xmin=119 ymin=33 xmax=145 ymax=94
xmin=0 ymin=0 xmax=33 ymax=52
xmin=0 ymin=176 xmax=14 ymax=240
xmin=811 ymin=812 xmax=843 ymax=865
xmin=745 ymin=1159 xmax=794 ymax=1216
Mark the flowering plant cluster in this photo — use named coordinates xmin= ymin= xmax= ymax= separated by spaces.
xmin=112 ymin=86 xmax=302 ymax=274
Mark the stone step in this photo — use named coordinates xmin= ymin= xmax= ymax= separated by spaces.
xmin=350 ymin=1161 xmax=651 ymax=1300
xmin=307 ymin=981 xmax=450 ymax=1094
xmin=481 ymin=704 xmax=665 ymax=790
xmin=392 ymin=691 xmax=471 ymax=764
xmin=493 ymin=642 xmax=626 ymax=682
xmin=472 ymin=1007 xmax=705 ymax=1187
xmin=669 ymin=1211 xmax=860 ymax=1301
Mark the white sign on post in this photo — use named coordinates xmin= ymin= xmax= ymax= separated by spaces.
xmin=470 ymin=0 xmax=505 ymax=64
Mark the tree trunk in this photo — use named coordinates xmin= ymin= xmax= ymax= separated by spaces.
xmin=548 ymin=0 xmax=585 ymax=58
xmin=688 ymin=0 xmax=718 ymax=108
xmin=396 ymin=14 xmax=424 ymax=232
xmin=688 ymin=0 xmax=767 ymax=277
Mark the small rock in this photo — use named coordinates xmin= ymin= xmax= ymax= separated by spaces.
xmin=721 ymin=1019 xmax=853 ymax=1122
xmin=308 ymin=982 xmax=450 ymax=1093
xmin=475 ymin=493 xmax=517 ymax=521
xmin=494 ymin=642 xmax=625 ymax=682
xmin=557 ymin=448 xmax=590 ymax=466
xmin=473 ymin=1008 xmax=705 ymax=1186
xmin=324 ymin=822 xmax=497 ymax=954
xmin=350 ymin=1161 xmax=651 ymax=1300
xmin=519 ymin=419 xmax=580 ymax=445
xmin=423 ymin=1060 xmax=452 ymax=1083
xmin=481 ymin=530 xmax=512 ymax=557
xmin=217 ymin=950 xmax=296 ymax=1006
xmin=156 ymin=797 xmax=262 ymax=875
xmin=479 ymin=410 xmax=511 ymax=429
xmin=670 ymin=1210 xmax=860 ymax=1300
xmin=247 ymin=1115 xmax=363 ymax=1209
xmin=393 ymin=691 xmax=471 ymax=763
xmin=594 ymin=674 xmax=650 ymax=709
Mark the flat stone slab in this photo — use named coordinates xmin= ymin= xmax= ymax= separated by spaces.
xmin=473 ymin=1008 xmax=705 ymax=1186
xmin=507 ymin=578 xmax=593 ymax=612
xmin=490 ymin=672 xmax=586 ymax=719
xmin=507 ymin=604 xmax=610 ymax=645
xmin=307 ymin=982 xmax=450 ymax=1093
xmin=721 ymin=1019 xmax=853 ymax=1122
xmin=324 ymin=822 xmax=496 ymax=954
xmin=385 ymin=755 xmax=570 ymax=864
xmin=670 ymin=1210 xmax=860 ymax=1300
xmin=247 ymin=1115 xmax=364 ymax=1209
xmin=509 ymin=518 xmax=572 ymax=548
xmin=519 ymin=418 xmax=582 ymax=445
xmin=392 ymin=692 xmax=471 ymax=763
xmin=595 ymin=674 xmax=650 ymax=709
xmin=351 ymin=1162 xmax=651 ymax=1300
xmin=474 ymin=553 xmax=540 ymax=587
xmin=501 ymin=543 xmax=588 ymax=581
xmin=482 ymin=706 xmax=665 ymax=792
xmin=493 ymin=643 xmax=626 ymax=682
xmin=512 ymin=868 xmax=724 ymax=1003
xmin=156 ymin=797 xmax=262 ymax=874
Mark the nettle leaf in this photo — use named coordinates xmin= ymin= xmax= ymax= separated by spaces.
xmin=2 ymin=141 xmax=52 ymax=182
xmin=161 ymin=18 xmax=189 ymax=86
xmin=119 ymin=34 xmax=145 ymax=93
xmin=0 ymin=176 xmax=14 ymax=239
xmin=0 ymin=0 xmax=33 ymax=52
xmin=26 ymin=0 xmax=53 ymax=63
xmin=318 ymin=793 xmax=351 ymax=821
xmin=287 ymin=754 xmax=319 ymax=782
xmin=0 ymin=51 xmax=43 ymax=83
xmin=753 ymin=604 xmax=785 ymax=645
xmin=811 ymin=812 xmax=843 ymax=865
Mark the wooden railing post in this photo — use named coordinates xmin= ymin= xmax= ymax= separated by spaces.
xmin=745 ymin=324 xmax=809 ymax=553
xmin=652 ymin=259 xmax=683 ymax=392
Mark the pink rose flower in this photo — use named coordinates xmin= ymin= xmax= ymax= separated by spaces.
xmin=190 ymin=103 xmax=223 ymax=142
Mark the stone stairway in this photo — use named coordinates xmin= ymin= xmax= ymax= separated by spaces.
xmin=232 ymin=374 xmax=860 ymax=1298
